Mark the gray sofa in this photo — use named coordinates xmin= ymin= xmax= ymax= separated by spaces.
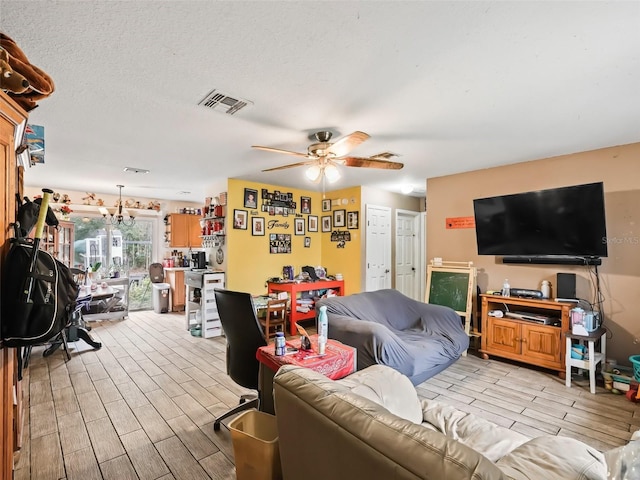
xmin=317 ymin=289 xmax=469 ymax=384
xmin=273 ymin=365 xmax=610 ymax=480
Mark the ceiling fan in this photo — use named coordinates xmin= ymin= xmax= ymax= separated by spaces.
xmin=252 ymin=131 xmax=403 ymax=183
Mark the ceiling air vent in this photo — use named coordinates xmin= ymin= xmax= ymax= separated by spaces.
xmin=198 ymin=89 xmax=253 ymax=115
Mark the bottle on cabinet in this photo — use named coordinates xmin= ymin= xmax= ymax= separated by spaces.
xmin=502 ymin=279 xmax=511 ymax=297
xmin=541 ymin=280 xmax=551 ymax=299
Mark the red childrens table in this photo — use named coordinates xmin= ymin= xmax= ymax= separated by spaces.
xmin=256 ymin=335 xmax=356 ymax=414
xmin=267 ymin=280 xmax=345 ymax=335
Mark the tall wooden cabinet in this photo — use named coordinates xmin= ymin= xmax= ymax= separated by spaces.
xmin=1 ymin=90 xmax=28 ymax=478
xmin=41 ymin=220 xmax=74 ymax=267
xmin=166 ymin=214 xmax=201 ymax=248
xmin=480 ymin=294 xmax=573 ymax=376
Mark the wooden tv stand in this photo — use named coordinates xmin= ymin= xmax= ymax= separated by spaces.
xmin=479 ymin=294 xmax=574 ymax=377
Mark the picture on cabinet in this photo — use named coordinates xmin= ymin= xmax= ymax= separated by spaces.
xmin=295 ymin=217 xmax=305 ymax=236
xmin=308 ymin=215 xmax=318 ymax=232
xmin=347 ymin=211 xmax=359 ymax=229
xmin=322 ymin=199 xmax=331 ymax=212
xmin=322 ymin=216 xmax=331 ymax=232
xmin=333 ymin=209 xmax=346 ymax=227
xmin=244 ymin=188 xmax=258 ymax=208
xmin=233 ymin=209 xmax=248 ymax=229
xmin=301 ymin=196 xmax=311 ymax=214
xmin=252 ymin=217 xmax=265 ymax=236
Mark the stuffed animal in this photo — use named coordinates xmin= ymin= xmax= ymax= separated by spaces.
xmin=0 ymin=48 xmax=29 ymax=94
xmin=0 ymin=33 xmax=55 ymax=111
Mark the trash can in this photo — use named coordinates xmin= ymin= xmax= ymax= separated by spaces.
xmin=151 ymin=283 xmax=170 ymax=313
xmin=228 ymin=409 xmax=282 ymax=480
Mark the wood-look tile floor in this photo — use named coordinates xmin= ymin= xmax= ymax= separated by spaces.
xmin=15 ymin=310 xmax=638 ymax=479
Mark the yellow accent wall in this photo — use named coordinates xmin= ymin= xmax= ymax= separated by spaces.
xmin=320 ymin=186 xmax=362 ymax=295
xmin=226 ymin=179 xmax=323 ymax=294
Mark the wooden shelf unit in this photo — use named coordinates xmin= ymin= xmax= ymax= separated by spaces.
xmin=40 ymin=220 xmax=74 ymax=267
xmin=479 ymin=294 xmax=573 ymax=376
xmin=267 ymin=280 xmax=344 ymax=336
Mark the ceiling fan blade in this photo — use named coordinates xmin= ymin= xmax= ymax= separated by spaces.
xmin=262 ymin=160 xmax=317 ymax=172
xmin=327 ymin=131 xmax=370 ymax=157
xmin=252 ymin=146 xmax=310 ymax=158
xmin=341 ymin=156 xmax=404 ymax=170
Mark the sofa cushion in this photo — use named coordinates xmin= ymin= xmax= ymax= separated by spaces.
xmin=338 ymin=364 xmax=423 ymax=424
xmin=495 ymin=436 xmax=607 ymax=480
xmin=421 ymin=399 xmax=528 ymax=462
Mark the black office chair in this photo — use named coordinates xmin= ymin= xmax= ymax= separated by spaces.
xmin=213 ymin=288 xmax=268 ymax=431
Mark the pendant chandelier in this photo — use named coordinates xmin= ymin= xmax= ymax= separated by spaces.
xmin=99 ymin=184 xmax=135 ymax=227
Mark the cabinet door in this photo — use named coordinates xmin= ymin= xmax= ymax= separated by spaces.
xmin=173 ymin=270 xmax=186 ymax=310
xmin=486 ymin=318 xmax=521 ymax=356
xmin=169 ymin=214 xmax=189 ymax=247
xmin=188 ymin=215 xmax=202 ymax=248
xmin=521 ymin=324 xmax=561 ymax=366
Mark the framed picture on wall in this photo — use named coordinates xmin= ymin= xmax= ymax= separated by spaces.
xmin=308 ymin=215 xmax=318 ymax=232
xmin=347 ymin=211 xmax=359 ymax=229
xmin=301 ymin=196 xmax=311 ymax=214
xmin=304 ymin=237 xmax=311 ymax=248
xmin=252 ymin=216 xmax=265 ymax=236
xmin=322 ymin=215 xmax=332 ymax=232
xmin=295 ymin=217 xmax=305 ymax=236
xmin=244 ymin=188 xmax=258 ymax=209
xmin=233 ymin=209 xmax=248 ymax=230
xmin=333 ymin=209 xmax=346 ymax=227
xmin=322 ymin=199 xmax=331 ymax=212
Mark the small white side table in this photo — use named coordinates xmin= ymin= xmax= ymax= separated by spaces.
xmin=565 ymin=327 xmax=607 ymax=394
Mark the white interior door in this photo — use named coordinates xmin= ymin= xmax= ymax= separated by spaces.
xmin=365 ymin=205 xmax=391 ymax=291
xmin=395 ymin=210 xmax=420 ymax=300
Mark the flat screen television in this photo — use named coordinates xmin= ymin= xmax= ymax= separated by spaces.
xmin=473 ymin=182 xmax=608 ymax=262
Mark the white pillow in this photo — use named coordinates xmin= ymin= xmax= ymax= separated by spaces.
xmin=337 ymin=365 xmax=423 ymax=424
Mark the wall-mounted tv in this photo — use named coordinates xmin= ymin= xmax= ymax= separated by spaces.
xmin=473 ymin=182 xmax=607 ymax=263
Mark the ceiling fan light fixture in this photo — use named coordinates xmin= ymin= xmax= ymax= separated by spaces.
xmin=401 ymin=184 xmax=414 ymax=194
xmin=324 ymin=164 xmax=341 ymax=183
xmin=305 ymin=164 xmax=322 ymax=182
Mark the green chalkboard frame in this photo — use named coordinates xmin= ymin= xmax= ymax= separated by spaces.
xmin=425 ymin=265 xmax=476 ymax=338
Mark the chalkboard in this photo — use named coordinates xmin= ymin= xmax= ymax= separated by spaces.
xmin=427 ymin=269 xmax=472 ymax=313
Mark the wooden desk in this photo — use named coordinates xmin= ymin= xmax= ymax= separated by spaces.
xmin=267 ymin=280 xmax=345 ymax=335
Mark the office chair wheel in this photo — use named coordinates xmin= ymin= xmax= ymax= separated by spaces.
xmin=213 ymin=421 xmax=221 ymax=431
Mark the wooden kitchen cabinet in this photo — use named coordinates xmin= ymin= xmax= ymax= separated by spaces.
xmin=165 ymin=269 xmax=186 ymax=311
xmin=167 ymin=214 xmax=201 ymax=248
xmin=480 ymin=294 xmax=572 ymax=375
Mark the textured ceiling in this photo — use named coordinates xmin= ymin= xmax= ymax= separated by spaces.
xmin=1 ymin=1 xmax=639 ymax=202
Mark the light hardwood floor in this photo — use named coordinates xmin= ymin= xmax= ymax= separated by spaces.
xmin=15 ymin=310 xmax=638 ymax=479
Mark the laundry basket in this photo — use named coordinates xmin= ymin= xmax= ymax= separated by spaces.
xmin=629 ymin=355 xmax=640 ymax=381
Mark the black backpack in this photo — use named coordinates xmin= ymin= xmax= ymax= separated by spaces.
xmin=1 ymin=239 xmax=78 ymax=347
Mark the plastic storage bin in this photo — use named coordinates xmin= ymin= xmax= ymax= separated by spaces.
xmin=151 ymin=283 xmax=170 ymax=313
xmin=228 ymin=409 xmax=282 ymax=480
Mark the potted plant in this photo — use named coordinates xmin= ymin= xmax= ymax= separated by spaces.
xmin=87 ymin=262 xmax=102 ymax=283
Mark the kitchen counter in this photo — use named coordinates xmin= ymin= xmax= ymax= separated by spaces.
xmin=163 ymin=267 xmax=191 ymax=271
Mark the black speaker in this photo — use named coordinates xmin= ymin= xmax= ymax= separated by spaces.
xmin=556 ymin=273 xmax=576 ymax=299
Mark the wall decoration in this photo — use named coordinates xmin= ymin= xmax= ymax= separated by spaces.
xmin=333 ymin=209 xmax=346 ymax=227
xmin=270 ymin=233 xmax=291 ymax=254
xmin=252 ymin=216 xmax=265 ymax=236
xmin=233 ymin=209 xmax=248 ymax=229
xmin=308 ymin=215 xmax=318 ymax=232
xmin=295 ymin=217 xmax=305 ymax=236
xmin=261 ymin=188 xmax=296 ymax=212
xmin=301 ymin=196 xmax=311 ymax=214
xmin=331 ymin=230 xmax=352 ymax=248
xmin=244 ymin=188 xmax=258 ymax=208
xmin=304 ymin=237 xmax=311 ymax=248
xmin=322 ymin=199 xmax=331 ymax=212
xmin=347 ymin=211 xmax=359 ymax=229
xmin=322 ymin=216 xmax=332 ymax=232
